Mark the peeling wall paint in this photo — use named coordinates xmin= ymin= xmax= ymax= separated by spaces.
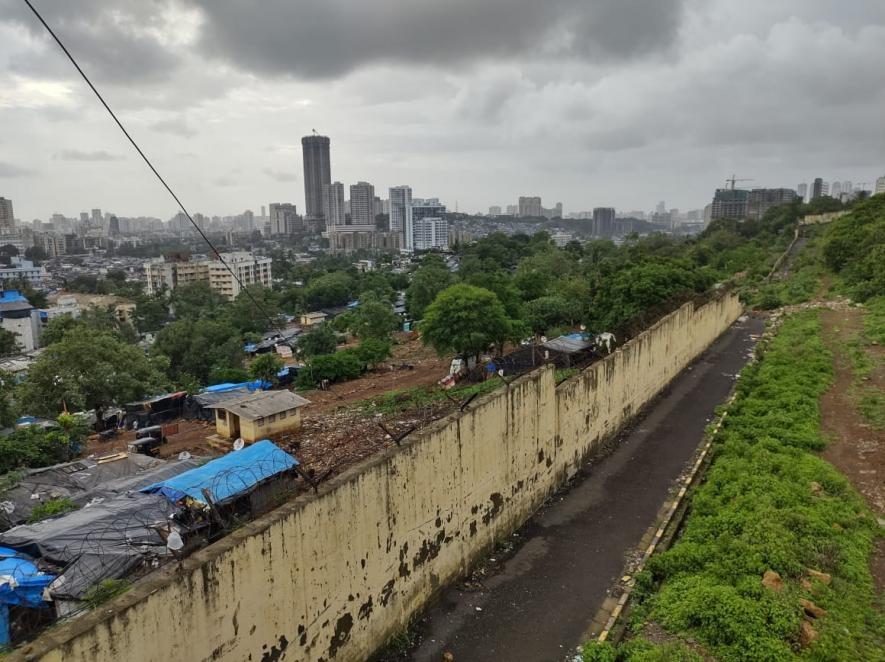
xmin=14 ymin=294 xmax=742 ymax=662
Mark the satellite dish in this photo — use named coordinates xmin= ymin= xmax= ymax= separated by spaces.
xmin=233 ymin=438 xmax=245 ymax=451
xmin=178 ymin=451 xmax=191 ymax=460
xmin=166 ymin=530 xmax=184 ymax=552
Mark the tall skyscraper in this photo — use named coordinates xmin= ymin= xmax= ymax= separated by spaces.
xmin=269 ymin=203 xmax=299 ymax=235
xmin=0 ymin=197 xmax=14 ymax=230
xmin=797 ymin=183 xmax=808 ymax=202
xmin=488 ymin=206 xmax=502 ymax=216
xmin=389 ymin=185 xmax=413 ymax=250
xmin=91 ymin=208 xmax=102 ymax=227
xmin=875 ymin=176 xmax=885 ymax=195
xmin=830 ymin=181 xmax=842 ymax=198
xmin=349 ymin=182 xmax=376 ymax=227
xmin=592 ymin=207 xmax=616 ymax=237
xmin=843 ymin=180 xmax=853 ymax=195
xmin=518 ymin=196 xmax=542 ymax=217
xmin=301 ymin=134 xmax=331 ymax=220
xmin=811 ymin=178 xmax=823 ymax=199
xmin=323 ymin=182 xmax=346 ymax=231
xmin=822 ymin=181 xmax=830 ymax=197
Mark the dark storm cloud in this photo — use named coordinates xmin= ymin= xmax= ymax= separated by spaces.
xmin=191 ymin=0 xmax=684 ymax=79
xmin=0 ymin=0 xmax=182 ymax=83
xmin=55 ymin=149 xmax=123 ymax=162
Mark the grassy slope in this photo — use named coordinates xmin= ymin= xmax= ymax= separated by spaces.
xmin=584 ymin=312 xmax=883 ymax=661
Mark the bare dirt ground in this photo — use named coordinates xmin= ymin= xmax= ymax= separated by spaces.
xmin=302 ymin=332 xmax=451 ymax=413
xmin=85 ymin=334 xmax=458 ymax=478
xmin=819 ymin=307 xmax=885 ymax=592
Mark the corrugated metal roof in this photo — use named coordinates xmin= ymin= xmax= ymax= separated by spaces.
xmin=207 ymin=389 xmax=310 ymax=420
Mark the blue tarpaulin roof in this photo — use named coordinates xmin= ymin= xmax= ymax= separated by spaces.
xmin=140 ymin=440 xmax=298 ymax=504
xmin=0 ymin=546 xmax=55 ymax=646
xmin=200 ymin=380 xmax=268 ymax=394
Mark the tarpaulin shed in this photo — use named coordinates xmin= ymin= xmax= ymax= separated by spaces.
xmin=141 ymin=440 xmax=297 ymax=505
xmin=0 ymin=546 xmax=55 ymax=646
xmin=541 ymin=334 xmax=592 ymax=354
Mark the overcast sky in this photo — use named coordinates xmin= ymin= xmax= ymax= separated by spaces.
xmin=1 ymin=0 xmax=884 ymax=221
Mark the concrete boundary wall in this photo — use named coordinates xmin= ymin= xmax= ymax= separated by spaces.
xmin=15 ymin=293 xmax=743 ymax=662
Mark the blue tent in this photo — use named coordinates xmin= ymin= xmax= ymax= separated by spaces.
xmin=0 ymin=546 xmax=55 ymax=646
xmin=141 ymin=440 xmax=298 ymax=505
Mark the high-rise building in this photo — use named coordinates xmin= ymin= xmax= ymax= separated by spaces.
xmin=797 ymin=183 xmax=808 ymax=201
xmin=875 ymin=176 xmax=885 ymax=195
xmin=413 ymin=217 xmax=448 ymax=251
xmin=389 ymin=185 xmax=413 ymax=250
xmin=107 ymin=215 xmax=120 ymax=237
xmin=747 ymin=188 xmax=798 ymax=220
xmin=830 ymin=181 xmax=842 ymax=198
xmin=592 ymin=207 xmax=616 ymax=238
xmin=0 ymin=197 xmax=13 ymax=230
xmin=488 ymin=206 xmax=502 ymax=216
xmin=79 ymin=212 xmax=89 ymax=223
xmin=505 ymin=205 xmax=518 ymax=216
xmin=349 ymin=182 xmax=376 ymax=228
xmin=301 ymin=134 xmax=331 ymax=220
xmin=843 ymin=180 xmax=853 ymax=195
xmin=269 ymin=203 xmax=299 ymax=236
xmin=518 ymin=196 xmax=542 ymax=217
xmin=322 ymin=182 xmax=346 ymax=232
xmin=711 ymin=188 xmax=749 ymax=220
xmin=410 ymin=199 xmax=447 ymax=251
xmin=822 ymin=181 xmax=830 ymax=197
xmin=811 ymin=178 xmax=824 ymax=200
xmin=91 ymin=209 xmax=102 ymax=227
xmin=656 ymin=201 xmax=666 ymax=214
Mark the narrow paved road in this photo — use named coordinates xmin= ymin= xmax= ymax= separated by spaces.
xmin=407 ymin=316 xmax=765 ymax=662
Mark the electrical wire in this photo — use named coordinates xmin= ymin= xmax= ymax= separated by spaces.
xmin=22 ymin=0 xmax=284 ymax=334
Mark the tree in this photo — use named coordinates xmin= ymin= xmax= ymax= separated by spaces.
xmin=0 ymin=370 xmax=17 ymax=427
xmin=297 ymin=325 xmax=338 ymax=357
xmin=524 ymin=296 xmax=572 ymax=337
xmin=152 ymin=318 xmax=243 ymax=385
xmin=40 ymin=316 xmax=82 ymax=346
xmin=24 ymin=246 xmax=49 ymax=264
xmin=357 ymin=272 xmax=395 ymax=302
xmin=420 ymin=284 xmax=515 ymax=361
xmin=170 ymin=281 xmax=229 ymax=321
xmin=0 ymin=427 xmax=76 ymax=474
xmin=304 ymin=272 xmax=354 ymax=309
xmin=225 ymin=285 xmax=283 ymax=334
xmin=348 ymin=294 xmax=399 ymax=340
xmin=405 ymin=261 xmax=454 ymax=319
xmin=17 ymin=327 xmax=167 ymax=418
xmin=134 ymin=294 xmax=168 ymax=333
xmin=249 ymin=353 xmax=284 ymax=384
xmin=0 ymin=328 xmax=20 ymax=356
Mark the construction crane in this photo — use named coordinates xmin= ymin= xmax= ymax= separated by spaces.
xmin=725 ymin=174 xmax=753 ymax=190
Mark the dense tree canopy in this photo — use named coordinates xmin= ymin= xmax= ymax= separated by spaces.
xmin=405 ymin=257 xmax=455 ymax=319
xmin=18 ymin=327 xmax=167 ymax=417
xmin=152 ymin=318 xmax=243 ymax=385
xmin=420 ymin=284 xmax=518 ymax=360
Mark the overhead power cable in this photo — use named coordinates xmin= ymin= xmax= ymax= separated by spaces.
xmin=22 ymin=0 xmax=284 ymax=334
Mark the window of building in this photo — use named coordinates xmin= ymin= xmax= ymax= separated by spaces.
xmin=217 ymin=410 xmax=226 ymax=422
xmin=255 ymin=417 xmax=265 ymax=426
xmin=267 ymin=414 xmax=276 ymax=423
xmin=279 ymin=410 xmax=287 ymax=420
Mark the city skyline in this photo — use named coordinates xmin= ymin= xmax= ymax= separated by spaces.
xmin=1 ymin=2 xmax=884 ymax=221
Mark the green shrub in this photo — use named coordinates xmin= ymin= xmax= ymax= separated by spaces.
xmin=83 ymin=579 xmax=130 ymax=608
xmin=27 ymin=497 xmax=78 ymax=523
xmin=618 ymin=312 xmax=883 ymax=661
xmin=0 ymin=427 xmax=76 ymax=474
